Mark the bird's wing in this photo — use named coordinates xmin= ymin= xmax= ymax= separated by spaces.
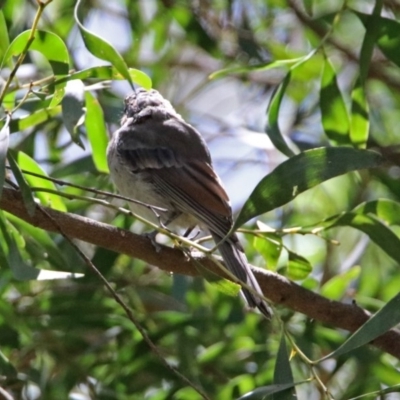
xmin=118 ymin=144 xmax=233 ymax=235
xmin=152 ymin=161 xmax=233 ymax=235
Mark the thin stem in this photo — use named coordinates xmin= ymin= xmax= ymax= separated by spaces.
xmin=284 ymin=328 xmax=314 ymax=365
xmin=239 ymin=227 xmax=340 ymax=245
xmin=11 ymin=83 xmax=33 ymax=113
xmin=8 ymin=166 xmax=167 ymax=212
xmin=284 ymin=328 xmax=334 ymax=399
xmin=0 ymin=0 xmax=53 ymax=106
xmin=8 ymin=166 xmax=214 ymax=252
xmin=349 ymin=384 xmax=400 ymax=400
xmin=28 ymin=185 xmax=212 ymax=254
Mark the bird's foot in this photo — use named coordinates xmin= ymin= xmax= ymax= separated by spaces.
xmin=176 ymin=244 xmax=192 ymax=261
xmin=183 ymin=227 xmax=201 ymax=241
xmin=144 ymin=230 xmax=162 ymax=253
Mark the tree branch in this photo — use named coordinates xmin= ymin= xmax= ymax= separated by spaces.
xmin=1 ymin=187 xmax=400 ymax=359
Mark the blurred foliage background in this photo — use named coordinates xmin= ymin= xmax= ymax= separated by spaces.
xmin=1 ymin=0 xmax=400 ymax=399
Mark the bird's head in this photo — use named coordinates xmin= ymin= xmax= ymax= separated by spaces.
xmin=121 ymin=89 xmax=177 ymax=125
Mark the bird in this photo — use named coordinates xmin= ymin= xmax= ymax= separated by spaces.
xmin=106 ymin=88 xmax=272 ymax=318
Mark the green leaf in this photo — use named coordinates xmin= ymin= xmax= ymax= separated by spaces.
xmin=0 ymin=212 xmax=39 ymax=280
xmin=0 ymin=212 xmax=83 ymax=281
xmin=266 ymin=72 xmax=295 ymax=158
xmin=0 ymin=349 xmax=17 ymax=378
xmin=238 ymin=382 xmax=307 ymax=400
xmin=309 ymin=199 xmax=400 ymax=265
xmin=51 ymin=66 xmax=152 ymax=90
xmin=321 ymin=266 xmax=361 ymax=300
xmin=5 ymin=212 xmax=67 ymax=270
xmin=197 ymin=342 xmax=226 ymax=364
xmin=378 ymin=384 xmax=400 ymax=397
xmin=253 ymin=233 xmax=282 ymax=271
xmin=74 ymin=0 xmax=133 ymax=88
xmin=287 ymin=251 xmax=312 ymax=280
xmin=265 ymin=49 xmax=317 ymax=157
xmin=193 ymin=259 xmax=241 ymax=297
xmin=61 ymin=80 xmax=86 ymax=148
xmin=374 ymin=19 xmax=400 ymax=67
xmin=322 ymin=291 xmax=400 ymax=360
xmin=17 ymin=152 xmax=67 ymax=212
xmin=273 ymin=334 xmax=295 ymax=400
xmin=353 ymin=199 xmax=400 ymax=226
xmin=2 ymin=30 xmax=69 ymax=75
xmin=323 ymin=212 xmax=400 ymax=264
xmin=350 ymin=78 xmax=369 ymax=149
xmin=2 ymin=91 xmax=16 ymax=111
xmin=174 ymin=387 xmax=204 ymax=400
xmin=209 ymin=57 xmax=304 ymax=80
xmin=303 ymin=0 xmax=313 ymax=16
xmin=320 ymin=57 xmax=350 ymax=145
xmin=9 ymin=106 xmax=61 ymax=133
xmin=350 ymin=384 xmax=400 ymax=400
xmin=7 ymin=151 xmax=36 ymax=216
xmin=234 ymin=147 xmax=383 ymax=228
xmin=1 ymin=29 xmax=70 ymax=105
xmin=0 ymin=229 xmax=10 ymax=272
xmin=85 ymin=91 xmax=109 ymax=173
xmin=0 ymin=113 xmax=10 ymax=199
xmin=0 ymin=11 xmax=10 ymax=63
xmin=358 ymin=2 xmax=382 ymax=84
xmin=355 ymin=11 xmax=400 ymax=68
xmin=349 ymin=2 xmax=382 ymax=149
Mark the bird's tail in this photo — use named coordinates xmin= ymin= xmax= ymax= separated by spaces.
xmin=211 ymin=232 xmax=272 ymax=318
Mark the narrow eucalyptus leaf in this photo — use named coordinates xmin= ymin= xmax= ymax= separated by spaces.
xmin=273 ymin=334 xmax=295 ymax=400
xmin=323 ymin=292 xmax=400 ymax=360
xmin=7 ymin=151 xmax=36 ymax=216
xmin=0 ymin=113 xmax=10 ymax=199
xmin=74 ymin=0 xmax=133 ymax=88
xmin=235 ymin=147 xmax=383 ymax=228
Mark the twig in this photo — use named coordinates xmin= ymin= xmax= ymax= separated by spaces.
xmin=0 ymin=1 xmax=53 ymax=106
xmin=0 ymin=386 xmax=14 ymax=400
xmin=7 ymin=166 xmax=168 ymax=213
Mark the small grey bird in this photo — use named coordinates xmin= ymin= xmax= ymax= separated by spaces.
xmin=107 ymin=88 xmax=271 ymax=318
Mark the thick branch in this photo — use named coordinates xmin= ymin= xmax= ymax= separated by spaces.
xmin=1 ymin=187 xmax=400 ymax=359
